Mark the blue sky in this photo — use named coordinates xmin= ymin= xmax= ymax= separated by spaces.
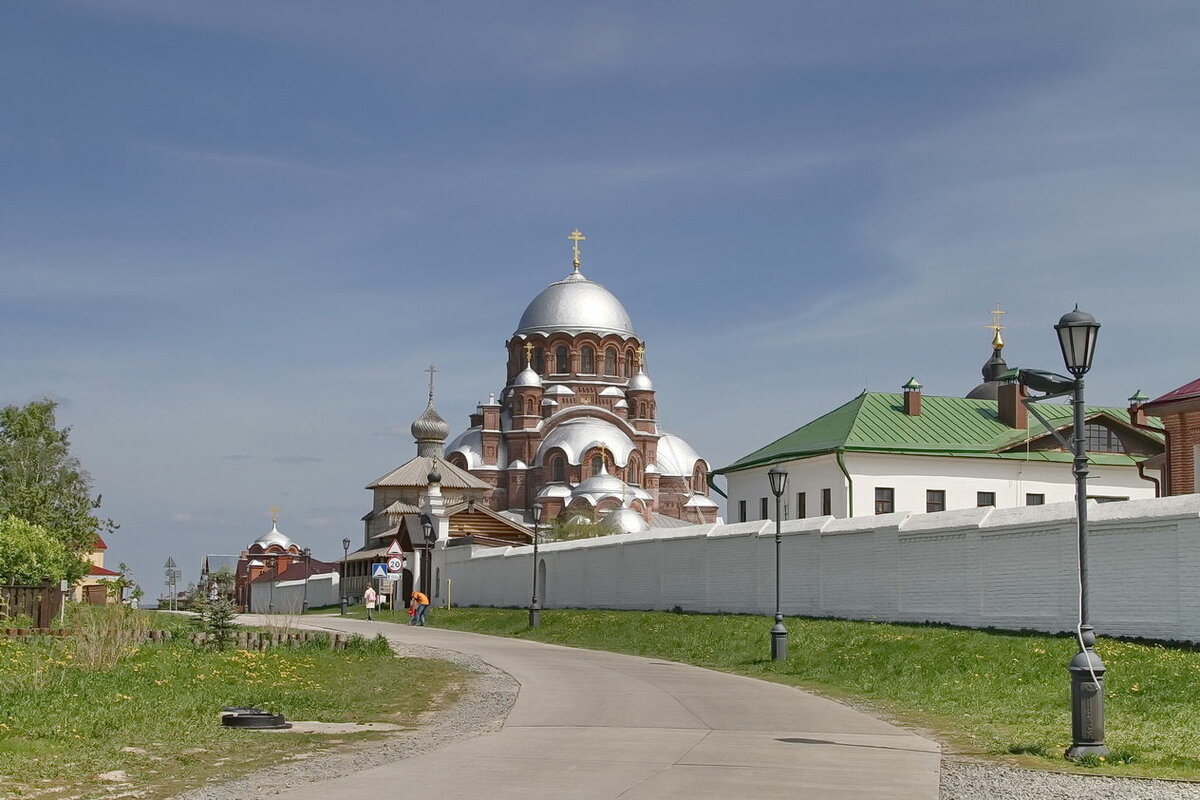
xmin=3 ymin=1 xmax=1198 ymax=597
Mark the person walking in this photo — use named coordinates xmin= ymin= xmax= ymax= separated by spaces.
xmin=410 ymin=589 xmax=430 ymax=626
xmin=363 ymin=584 xmax=377 ymax=621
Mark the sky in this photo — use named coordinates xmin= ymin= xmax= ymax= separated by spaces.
xmin=3 ymin=1 xmax=1199 ymax=598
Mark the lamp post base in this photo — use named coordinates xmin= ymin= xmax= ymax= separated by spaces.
xmin=1066 ymin=644 xmax=1107 ymax=760
xmin=770 ymin=622 xmax=788 ymax=661
xmin=339 ymin=599 xmax=347 ymax=616
xmin=529 ymin=604 xmax=541 ymax=629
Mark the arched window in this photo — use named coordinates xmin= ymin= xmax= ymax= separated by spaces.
xmin=551 ymin=455 xmax=565 ymax=482
xmin=627 ymin=452 xmax=642 ymax=486
xmin=638 ymin=401 xmax=647 ymax=418
xmin=693 ymin=466 xmax=706 ymax=493
xmin=604 ymin=347 xmax=617 ymax=376
xmin=555 ymin=345 xmax=570 ymax=374
xmin=590 ymin=454 xmax=604 ymax=476
xmin=580 ymin=346 xmax=595 ymax=374
xmin=525 ymin=398 xmax=535 ymax=415
xmin=533 ymin=348 xmax=544 ymax=374
xmin=625 ymin=351 xmax=635 ymax=377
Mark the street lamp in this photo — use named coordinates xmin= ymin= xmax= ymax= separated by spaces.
xmin=1020 ymin=306 xmax=1106 ymax=760
xmin=341 ymin=537 xmax=351 ymax=615
xmin=767 ymin=465 xmax=789 ymax=661
xmin=529 ymin=503 xmax=542 ymax=628
xmin=301 ymin=547 xmax=311 ymax=614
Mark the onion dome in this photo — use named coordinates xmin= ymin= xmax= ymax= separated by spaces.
xmin=966 ymin=324 xmax=1008 ymax=401
xmin=572 ymin=463 xmax=627 ymax=497
xmin=427 ymin=467 xmax=442 ymax=485
xmin=600 ymin=507 xmax=649 ymax=535
xmin=627 ymin=369 xmax=653 ymax=392
xmin=411 ymin=401 xmax=450 ymax=443
xmin=514 ymin=364 xmax=542 ymax=388
xmin=253 ymin=522 xmax=292 ymax=550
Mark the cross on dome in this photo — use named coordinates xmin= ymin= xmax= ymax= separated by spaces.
xmin=425 ymin=364 xmax=439 ymax=403
xmin=986 ymin=304 xmax=1007 ymax=349
xmin=568 ymin=228 xmax=586 ymax=272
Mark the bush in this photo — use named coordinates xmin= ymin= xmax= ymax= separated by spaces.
xmin=70 ymin=604 xmax=149 ymax=670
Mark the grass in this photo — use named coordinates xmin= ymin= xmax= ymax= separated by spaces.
xmin=424 ymin=607 xmax=1200 ymax=779
xmin=0 ymin=609 xmax=466 ymax=799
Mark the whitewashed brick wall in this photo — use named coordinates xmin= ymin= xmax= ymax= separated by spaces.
xmin=436 ymin=495 xmax=1200 ymax=642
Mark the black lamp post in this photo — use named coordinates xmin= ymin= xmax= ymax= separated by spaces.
xmin=768 ymin=465 xmax=789 ymax=661
xmin=301 ymin=547 xmax=311 ymax=614
xmin=340 ymin=537 xmax=350 ymax=615
xmin=529 ymin=503 xmax=542 ymax=628
xmin=1054 ymin=306 xmax=1107 ymax=760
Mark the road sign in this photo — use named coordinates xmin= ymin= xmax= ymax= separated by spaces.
xmin=386 ymin=539 xmax=403 ymax=556
xmin=386 ymin=573 xmax=401 ymax=582
xmin=386 ymin=556 xmax=405 ymax=573
xmin=370 ymin=563 xmax=389 ymax=579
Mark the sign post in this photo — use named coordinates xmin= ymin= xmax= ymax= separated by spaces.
xmin=386 ymin=540 xmax=406 ymax=619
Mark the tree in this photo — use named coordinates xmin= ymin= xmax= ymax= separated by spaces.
xmin=0 ymin=399 xmax=116 ymax=555
xmin=0 ymin=515 xmax=88 ymax=583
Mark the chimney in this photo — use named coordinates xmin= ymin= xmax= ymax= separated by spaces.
xmin=902 ymin=377 xmax=922 ymax=416
xmin=998 ymin=381 xmax=1027 ymax=429
xmin=1128 ymin=390 xmax=1149 ymax=427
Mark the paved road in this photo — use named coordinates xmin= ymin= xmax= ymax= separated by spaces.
xmin=276 ymin=617 xmax=939 ymax=799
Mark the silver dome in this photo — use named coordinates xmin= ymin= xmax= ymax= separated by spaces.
xmin=411 ymin=401 xmax=450 ymax=443
xmin=600 ymin=507 xmax=649 ymax=535
xmin=253 ymin=523 xmax=293 ymax=550
xmin=516 ymin=271 xmax=636 ymax=337
xmin=536 ymin=418 xmax=635 ymax=466
xmin=571 ymin=465 xmax=628 ymax=498
xmin=513 ymin=366 xmax=542 ymax=388
xmin=655 ymin=433 xmax=704 ymax=477
xmin=627 ymin=370 xmax=653 ymax=391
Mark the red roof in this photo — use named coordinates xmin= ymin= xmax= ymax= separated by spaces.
xmin=88 ymin=564 xmax=120 ymax=577
xmin=93 ymin=535 xmax=108 ymax=550
xmin=1146 ymin=378 xmax=1200 ymax=409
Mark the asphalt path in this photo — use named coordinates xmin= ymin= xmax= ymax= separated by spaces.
xmin=275 ymin=616 xmax=939 ymax=799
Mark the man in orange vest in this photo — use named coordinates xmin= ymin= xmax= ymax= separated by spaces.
xmin=410 ymin=589 xmax=430 ymax=626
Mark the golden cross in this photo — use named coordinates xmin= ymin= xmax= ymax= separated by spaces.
xmin=523 ymin=341 xmax=534 ymax=365
xmin=635 ymin=345 xmax=645 ymax=369
xmin=568 ymin=229 xmax=586 ymax=271
xmin=597 ymin=443 xmax=609 ymax=471
xmin=424 ymin=364 xmax=438 ymax=402
xmin=270 ymin=506 xmax=280 ymax=524
xmin=986 ymin=304 xmax=1006 ymax=348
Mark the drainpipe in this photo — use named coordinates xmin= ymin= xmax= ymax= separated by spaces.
xmin=706 ymin=472 xmax=728 ymax=499
xmin=835 ymin=449 xmax=853 ymax=517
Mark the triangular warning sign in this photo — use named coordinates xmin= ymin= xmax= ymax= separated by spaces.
xmin=386 ymin=539 xmax=403 ymax=556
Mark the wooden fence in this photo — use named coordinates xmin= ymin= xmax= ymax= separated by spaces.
xmin=0 ymin=580 xmax=63 ymax=629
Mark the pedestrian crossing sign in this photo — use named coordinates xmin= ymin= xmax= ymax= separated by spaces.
xmin=370 ymin=563 xmax=388 ymax=579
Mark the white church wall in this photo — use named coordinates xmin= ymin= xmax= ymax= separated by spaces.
xmin=725 ymin=456 xmax=849 ymax=521
xmin=436 ymin=494 xmax=1200 ymax=642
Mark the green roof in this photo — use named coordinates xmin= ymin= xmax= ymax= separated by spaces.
xmin=716 ymin=392 xmax=1163 ymax=474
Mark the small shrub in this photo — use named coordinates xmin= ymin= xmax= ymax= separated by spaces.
xmin=199 ymin=596 xmax=237 ymax=649
xmin=343 ymin=633 xmax=393 ymax=655
xmin=70 ymin=604 xmax=149 ymax=670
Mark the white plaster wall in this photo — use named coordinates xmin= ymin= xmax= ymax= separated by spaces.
xmin=724 ymin=452 xmax=1157 ymax=522
xmin=436 ymin=495 xmax=1200 ymax=642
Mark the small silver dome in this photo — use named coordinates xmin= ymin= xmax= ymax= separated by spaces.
xmin=600 ymin=507 xmax=649 ymax=535
xmin=516 ymin=271 xmax=636 ymax=337
xmin=513 ymin=365 xmax=542 ymax=388
xmin=572 ymin=465 xmax=628 ymax=498
xmin=411 ymin=401 xmax=450 ymax=443
xmin=253 ymin=523 xmax=292 ymax=550
xmin=655 ymin=433 xmax=704 ymax=477
xmin=628 ymin=370 xmax=653 ymax=391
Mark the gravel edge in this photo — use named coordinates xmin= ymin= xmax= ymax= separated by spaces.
xmin=167 ymin=639 xmax=519 ymax=800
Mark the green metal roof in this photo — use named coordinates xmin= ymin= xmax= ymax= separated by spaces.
xmin=716 ymin=392 xmax=1163 ymax=474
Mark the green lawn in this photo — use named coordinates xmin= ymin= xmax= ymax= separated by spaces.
xmin=0 ymin=611 xmax=465 ymax=799
xmin=424 ymin=607 xmax=1200 ymax=779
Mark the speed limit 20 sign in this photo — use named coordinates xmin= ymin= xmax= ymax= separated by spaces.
xmin=386 ymin=556 xmax=405 ymax=573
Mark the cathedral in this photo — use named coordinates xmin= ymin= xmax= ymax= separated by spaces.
xmin=445 ymin=231 xmax=718 ymax=532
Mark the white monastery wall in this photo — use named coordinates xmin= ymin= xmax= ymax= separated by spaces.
xmin=436 ymin=494 xmax=1200 ymax=642
xmin=724 ymin=453 xmax=1157 ymax=522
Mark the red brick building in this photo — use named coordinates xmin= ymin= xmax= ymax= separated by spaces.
xmin=444 ymin=232 xmax=717 ymax=531
xmin=1140 ymin=378 xmax=1200 ymax=495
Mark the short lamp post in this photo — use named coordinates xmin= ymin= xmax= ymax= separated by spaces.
xmin=341 ymin=537 xmax=351 ymax=615
xmin=529 ymin=503 xmax=542 ymax=628
xmin=1020 ymin=306 xmax=1106 ymax=760
xmin=768 ymin=465 xmax=789 ymax=661
xmin=301 ymin=547 xmax=311 ymax=614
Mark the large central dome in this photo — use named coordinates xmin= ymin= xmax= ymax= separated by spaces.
xmin=515 ymin=270 xmax=635 ymax=337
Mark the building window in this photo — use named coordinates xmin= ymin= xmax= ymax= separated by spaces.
xmin=760 ymin=497 xmax=769 ymax=520
xmin=977 ymin=491 xmax=996 ymax=507
xmin=738 ymin=500 xmax=747 ymax=522
xmin=875 ymin=487 xmax=895 ymax=515
xmin=926 ymin=490 xmax=946 ymax=513
xmin=532 ymin=348 xmax=544 ymax=374
xmin=551 ymin=456 xmax=565 ymax=483
xmin=604 ymin=347 xmax=617 ymax=375
xmin=821 ymin=488 xmax=832 ymax=516
xmin=590 ymin=454 xmax=603 ymax=476
xmin=555 ymin=346 xmax=570 ymax=374
xmin=580 ymin=346 xmax=595 ymax=374
xmin=796 ymin=492 xmax=806 ymax=519
xmin=1083 ymin=423 xmax=1126 ymax=453
xmin=1026 ymin=493 xmax=1045 ymax=506
xmin=625 ymin=351 xmax=635 ymax=376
